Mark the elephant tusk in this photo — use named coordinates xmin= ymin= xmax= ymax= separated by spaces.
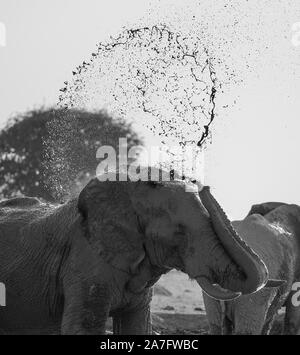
xmin=265 ymin=279 xmax=286 ymax=288
xmin=196 ymin=276 xmax=242 ymax=301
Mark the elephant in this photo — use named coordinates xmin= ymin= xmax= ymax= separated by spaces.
xmin=203 ymin=202 xmax=300 ymax=335
xmin=0 ymin=171 xmax=275 ymax=334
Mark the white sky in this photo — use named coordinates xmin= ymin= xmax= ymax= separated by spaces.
xmin=0 ymin=0 xmax=300 ymax=219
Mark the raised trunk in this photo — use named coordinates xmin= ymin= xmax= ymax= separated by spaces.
xmin=198 ymin=186 xmax=269 ymax=295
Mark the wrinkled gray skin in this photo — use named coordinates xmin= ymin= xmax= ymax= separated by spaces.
xmin=0 ymin=176 xmax=269 ymax=334
xmin=203 ymin=202 xmax=300 ymax=335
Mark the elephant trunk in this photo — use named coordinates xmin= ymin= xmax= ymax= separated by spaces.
xmin=198 ymin=186 xmax=269 ymax=298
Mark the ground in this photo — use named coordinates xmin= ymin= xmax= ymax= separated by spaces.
xmin=108 ymin=270 xmax=285 ymax=334
xmin=151 ymin=270 xmax=208 ymax=334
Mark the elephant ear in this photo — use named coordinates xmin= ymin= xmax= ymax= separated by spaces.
xmin=78 ymin=178 xmax=146 ymax=275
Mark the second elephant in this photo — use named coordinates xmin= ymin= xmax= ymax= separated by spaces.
xmin=203 ymin=202 xmax=300 ymax=335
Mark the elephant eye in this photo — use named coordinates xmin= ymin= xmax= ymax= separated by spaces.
xmin=136 ymin=214 xmax=145 ymax=233
xmin=175 ymin=223 xmax=186 ymax=236
xmin=178 ymin=223 xmax=185 ymax=231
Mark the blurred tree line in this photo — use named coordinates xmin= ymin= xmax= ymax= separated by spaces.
xmin=0 ymin=108 xmax=142 ymax=201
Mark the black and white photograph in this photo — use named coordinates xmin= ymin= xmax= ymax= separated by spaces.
xmin=0 ymin=0 xmax=300 ymax=342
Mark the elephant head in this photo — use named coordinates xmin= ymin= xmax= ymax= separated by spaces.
xmin=77 ymin=171 xmax=272 ymax=301
xmin=247 ymin=202 xmax=287 ymax=217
